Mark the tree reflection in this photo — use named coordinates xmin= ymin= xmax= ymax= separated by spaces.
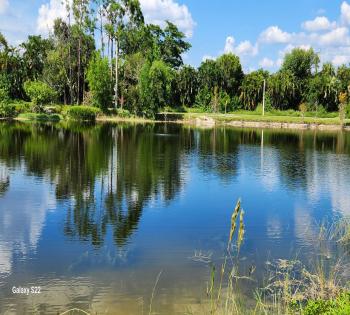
xmin=1 ymin=121 xmax=350 ymax=247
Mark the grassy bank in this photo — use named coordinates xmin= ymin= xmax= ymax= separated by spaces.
xmin=161 ymin=112 xmax=350 ymax=126
xmin=1 ymin=102 xmax=350 ymax=130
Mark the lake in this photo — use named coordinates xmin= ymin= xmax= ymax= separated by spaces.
xmin=0 ymin=121 xmax=349 ymax=314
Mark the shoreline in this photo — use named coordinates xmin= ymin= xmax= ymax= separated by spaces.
xmin=4 ymin=113 xmax=350 ymax=132
xmin=100 ymin=113 xmax=350 ymax=132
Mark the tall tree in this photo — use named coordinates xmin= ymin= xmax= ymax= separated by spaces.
xmin=21 ymin=35 xmax=53 ymax=81
xmin=104 ymin=0 xmax=144 ymax=108
xmin=240 ymin=69 xmax=269 ymax=110
xmin=72 ymin=0 xmax=94 ymax=104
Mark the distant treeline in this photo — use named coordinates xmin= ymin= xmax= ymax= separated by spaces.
xmin=1 ymin=0 xmax=350 ymax=117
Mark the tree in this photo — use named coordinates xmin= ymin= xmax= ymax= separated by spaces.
xmin=21 ymin=35 xmax=53 ymax=81
xmin=306 ymin=63 xmax=340 ymax=112
xmin=216 ymin=53 xmax=244 ymax=98
xmin=0 ymin=36 xmax=25 ymax=99
xmin=281 ymin=48 xmax=320 ymax=107
xmin=72 ymin=0 xmax=94 ymax=104
xmin=86 ymin=51 xmax=113 ymax=111
xmin=240 ymin=69 xmax=269 ymax=110
xmin=119 ymin=52 xmax=145 ymax=113
xmin=337 ymin=65 xmax=350 ymax=93
xmin=268 ymin=70 xmax=297 ymax=109
xmin=24 ymin=80 xmax=57 ymax=111
xmin=139 ymin=60 xmax=172 ymax=117
xmin=176 ymin=66 xmax=198 ymax=107
xmin=281 ymin=48 xmax=319 ymax=80
xmin=46 ymin=18 xmax=95 ymax=104
xmin=159 ymin=21 xmax=191 ymax=68
xmin=198 ymin=59 xmax=220 ymax=92
xmin=104 ymin=0 xmax=144 ymax=108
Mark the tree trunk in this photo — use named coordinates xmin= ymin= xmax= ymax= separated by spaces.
xmin=100 ymin=9 xmax=104 ymax=57
xmin=77 ymin=36 xmax=81 ymax=104
xmin=115 ymin=40 xmax=119 ymax=109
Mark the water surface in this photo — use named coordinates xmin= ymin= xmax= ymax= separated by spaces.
xmin=0 ymin=121 xmax=349 ymax=314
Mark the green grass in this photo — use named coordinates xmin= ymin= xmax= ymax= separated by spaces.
xmin=179 ymin=112 xmax=348 ymax=126
xmin=17 ymin=112 xmax=62 ymax=122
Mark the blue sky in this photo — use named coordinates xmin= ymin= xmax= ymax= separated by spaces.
xmin=0 ymin=0 xmax=349 ymax=72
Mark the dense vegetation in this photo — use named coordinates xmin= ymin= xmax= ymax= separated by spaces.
xmin=1 ymin=1 xmax=350 ymax=119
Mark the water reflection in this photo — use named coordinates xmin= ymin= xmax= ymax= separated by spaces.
xmin=1 ymin=122 xmax=350 ymax=313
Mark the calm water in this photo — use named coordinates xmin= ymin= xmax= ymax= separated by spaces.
xmin=0 ymin=121 xmax=350 ymax=314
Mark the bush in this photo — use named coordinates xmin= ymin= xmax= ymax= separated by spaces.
xmin=23 ymin=81 xmax=56 ymax=112
xmin=0 ymin=104 xmax=16 ymax=118
xmin=18 ymin=113 xmax=61 ymax=121
xmin=346 ymin=104 xmax=350 ymax=119
xmin=14 ymin=102 xmax=32 ymax=114
xmin=303 ymin=293 xmax=350 ymax=315
xmin=65 ymin=106 xmax=101 ymax=121
xmin=0 ymin=87 xmax=10 ymax=105
xmin=116 ymin=108 xmax=131 ymax=118
xmin=44 ymin=105 xmax=63 ymax=114
xmin=195 ymin=87 xmax=212 ymax=111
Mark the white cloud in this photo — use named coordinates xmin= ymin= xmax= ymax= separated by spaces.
xmin=224 ymin=36 xmax=235 ymax=53
xmin=140 ymin=0 xmax=196 ymax=38
xmin=37 ymin=0 xmax=71 ymax=34
xmin=223 ymin=36 xmax=258 ymax=56
xmin=236 ymin=40 xmax=258 ymax=56
xmin=259 ymin=26 xmax=292 ymax=44
xmin=202 ymin=55 xmax=215 ymax=62
xmin=318 ymin=27 xmax=350 ymax=46
xmin=341 ymin=1 xmax=350 ymax=25
xmin=302 ymin=16 xmax=336 ymax=32
xmin=278 ymin=44 xmax=311 ymax=58
xmin=259 ymin=57 xmax=274 ymax=68
xmin=0 ymin=0 xmax=9 ymax=14
xmin=332 ymin=55 xmax=350 ymax=66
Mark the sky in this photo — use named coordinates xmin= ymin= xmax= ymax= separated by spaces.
xmin=0 ymin=0 xmax=349 ymax=72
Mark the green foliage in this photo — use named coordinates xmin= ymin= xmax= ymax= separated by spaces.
xmin=303 ymin=293 xmax=350 ymax=315
xmin=268 ymin=70 xmax=297 ymax=109
xmin=195 ymin=86 xmax=212 ymax=110
xmin=18 ymin=112 xmax=61 ymax=121
xmin=306 ymin=66 xmax=341 ymax=112
xmin=139 ymin=60 xmax=173 ymax=117
xmin=119 ymin=52 xmax=145 ymax=113
xmin=240 ymin=69 xmax=268 ymax=110
xmin=23 ymin=81 xmax=56 ymax=111
xmin=86 ymin=51 xmax=113 ymax=111
xmin=282 ymin=48 xmax=319 ymax=80
xmin=198 ymin=59 xmax=220 ymax=92
xmin=216 ymin=53 xmax=244 ymax=97
xmin=21 ymin=35 xmax=53 ymax=81
xmin=0 ymin=104 xmax=16 ymax=118
xmin=65 ymin=106 xmax=101 ymax=121
xmin=115 ymin=108 xmax=131 ymax=118
xmin=176 ymin=65 xmax=198 ymax=107
xmin=159 ymin=21 xmax=191 ymax=68
xmin=0 ymin=87 xmax=9 ymax=105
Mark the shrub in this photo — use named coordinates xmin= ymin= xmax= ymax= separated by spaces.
xmin=116 ymin=108 xmax=131 ymax=118
xmin=0 ymin=104 xmax=16 ymax=118
xmin=195 ymin=87 xmax=212 ymax=110
xmin=346 ymin=103 xmax=350 ymax=119
xmin=23 ymin=81 xmax=56 ymax=112
xmin=65 ymin=106 xmax=101 ymax=121
xmin=14 ymin=102 xmax=32 ymax=114
xmin=0 ymin=87 xmax=10 ymax=105
xmin=86 ymin=52 xmax=113 ymax=111
xmin=303 ymin=293 xmax=350 ymax=315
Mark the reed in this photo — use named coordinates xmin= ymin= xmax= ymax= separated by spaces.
xmin=199 ymin=200 xmax=350 ymax=315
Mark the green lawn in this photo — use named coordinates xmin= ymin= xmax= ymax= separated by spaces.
xmin=163 ymin=111 xmax=349 ymax=126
